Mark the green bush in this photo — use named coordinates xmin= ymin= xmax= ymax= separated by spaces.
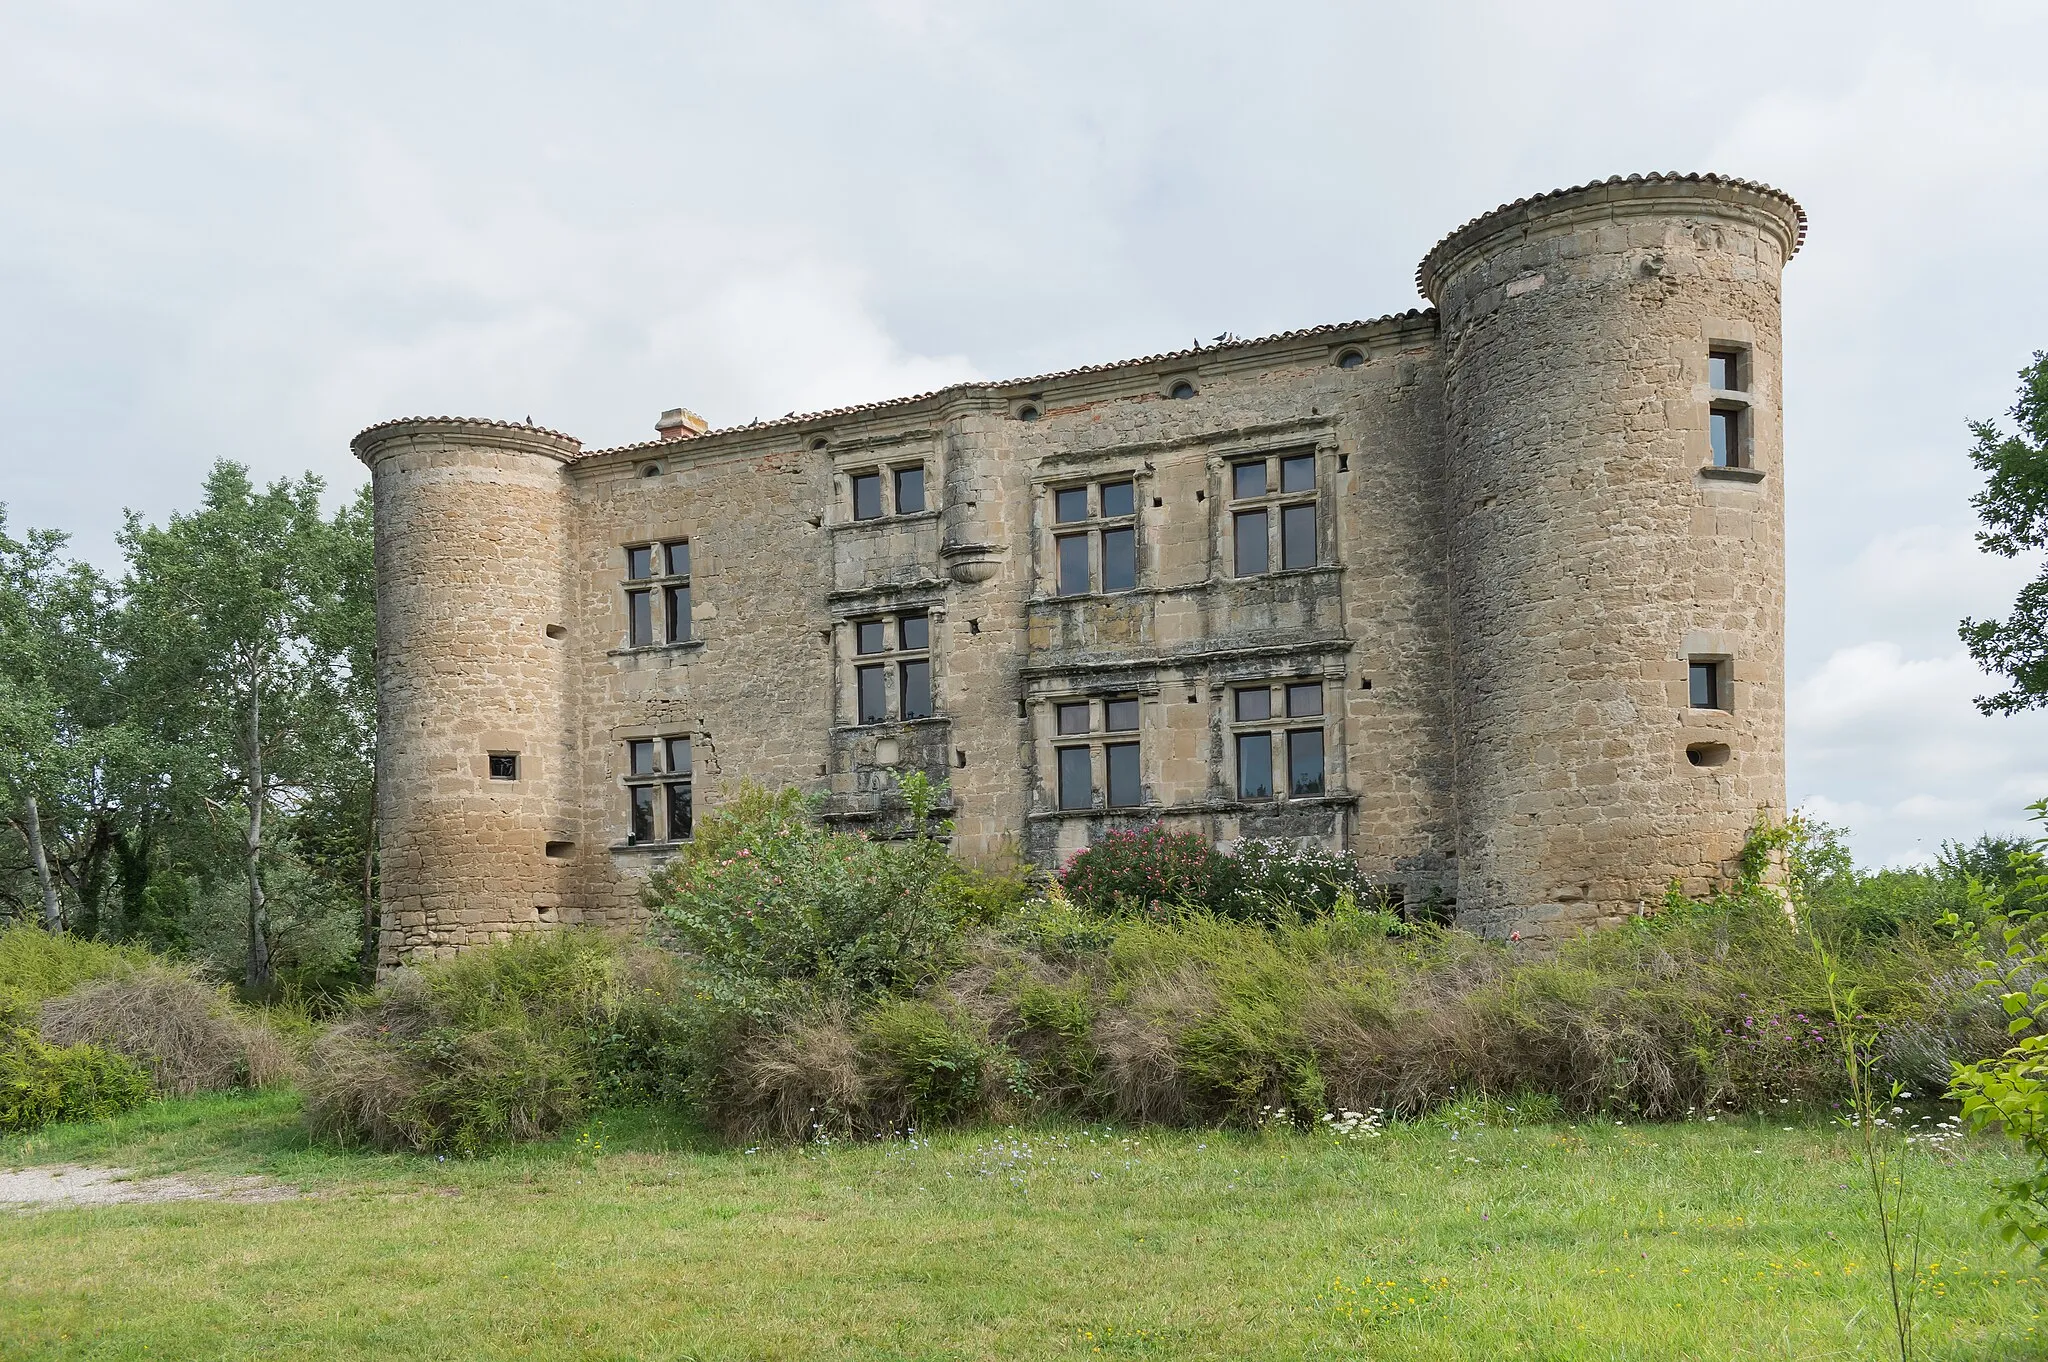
xmin=1057 ymin=826 xmax=1387 ymax=924
xmin=0 ymin=924 xmax=147 ymax=1006
xmin=859 ymin=998 xmax=997 ymax=1125
xmin=0 ymin=1025 xmax=151 ymax=1132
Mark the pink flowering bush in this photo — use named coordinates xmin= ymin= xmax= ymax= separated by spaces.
xmin=1058 ymin=825 xmax=1384 ymax=924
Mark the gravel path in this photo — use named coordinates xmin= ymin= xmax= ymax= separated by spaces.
xmin=0 ymin=1164 xmax=296 ymax=1209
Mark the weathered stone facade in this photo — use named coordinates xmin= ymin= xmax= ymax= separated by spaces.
xmin=355 ymin=173 xmax=1803 ymax=968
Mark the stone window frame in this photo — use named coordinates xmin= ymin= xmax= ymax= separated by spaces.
xmin=844 ymin=608 xmax=938 ymax=728
xmin=1227 ymin=677 xmax=1328 ymax=802
xmin=620 ymin=538 xmax=696 ymax=651
xmin=1687 ymin=655 xmax=1733 ymax=712
xmin=1042 ymin=692 xmax=1149 ymax=815
xmin=843 ymin=458 xmax=935 ymax=523
xmin=1226 ymin=446 xmax=1323 ymax=578
xmin=621 ymin=732 xmax=694 ymax=846
xmin=1043 ymin=474 xmax=1143 ymax=599
xmin=1701 ymin=334 xmax=1760 ymax=476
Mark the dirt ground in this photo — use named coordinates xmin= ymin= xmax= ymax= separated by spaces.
xmin=0 ymin=1164 xmax=296 ymax=1210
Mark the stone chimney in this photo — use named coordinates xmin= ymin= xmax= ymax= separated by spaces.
xmin=655 ymin=407 xmax=709 ymax=441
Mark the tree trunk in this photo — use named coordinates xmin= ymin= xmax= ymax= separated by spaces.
xmin=244 ymin=674 xmax=272 ymax=994
xmin=19 ymin=794 xmax=61 ymax=932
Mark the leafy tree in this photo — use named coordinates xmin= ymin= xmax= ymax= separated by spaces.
xmin=1960 ymin=352 xmax=2048 ymax=713
xmin=117 ymin=463 xmax=369 ymax=993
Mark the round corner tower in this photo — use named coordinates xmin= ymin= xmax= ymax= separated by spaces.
xmin=1417 ymin=173 xmax=1804 ymax=941
xmin=352 ymin=417 xmax=583 ymax=971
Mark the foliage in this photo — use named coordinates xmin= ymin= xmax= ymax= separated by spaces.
xmin=0 ymin=1024 xmax=152 ymax=1132
xmin=1949 ymin=797 xmax=2048 ymax=1259
xmin=38 ymin=965 xmax=297 ymax=1097
xmin=0 ymin=922 xmax=148 ymax=1006
xmin=1960 ymin=350 xmax=2048 ymax=714
xmin=1058 ymin=825 xmax=1386 ymax=924
xmin=1787 ymin=813 xmax=2020 ymax=941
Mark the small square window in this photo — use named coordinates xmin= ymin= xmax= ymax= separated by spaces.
xmin=1056 ymin=533 xmax=1091 ymax=595
xmin=900 ymin=659 xmax=932 ymax=720
xmin=627 ymin=740 xmax=656 ymax=776
xmin=1285 ymin=682 xmax=1323 ymax=718
xmin=1057 ymin=746 xmax=1093 ymax=811
xmin=1689 ymin=660 xmax=1727 ymax=710
xmin=1234 ymin=686 xmax=1271 ymax=722
xmin=625 ymin=545 xmax=654 ymax=580
xmin=898 ymin=613 xmax=929 ymax=651
xmin=1234 ymin=509 xmax=1269 ymax=576
xmin=1056 ymin=701 xmax=1092 ymax=736
xmin=1237 ymin=732 xmax=1273 ymax=799
xmin=626 ymin=589 xmax=653 ymax=648
xmin=629 ymin=785 xmax=656 ymax=843
xmin=857 ymin=664 xmax=888 ymax=723
xmin=1287 ymin=729 xmax=1325 ymax=797
xmin=894 ymin=465 xmax=926 ymax=514
xmin=1100 ymin=526 xmax=1136 ymax=592
xmin=852 ymin=472 xmax=883 ymax=520
xmin=856 ymin=620 xmax=888 ymax=654
xmin=1232 ymin=461 xmax=1267 ymax=500
xmin=1710 ymin=408 xmax=1742 ymax=468
xmin=665 ymin=737 xmax=692 ymax=775
xmin=1709 ymin=348 xmax=1743 ymax=392
xmin=666 ymin=585 xmax=691 ymax=643
xmin=1106 ymin=742 xmax=1142 ymax=808
xmin=1281 ymin=503 xmax=1316 ymax=570
xmin=666 ymin=783 xmax=693 ymax=840
xmin=664 ymin=541 xmax=691 ymax=577
xmin=488 ymin=752 xmax=518 ymax=781
xmin=1100 ymin=480 xmax=1135 ymax=518
xmin=1054 ymin=486 xmax=1091 ymax=523
xmin=1104 ymin=697 xmax=1140 ymax=732
xmin=1281 ymin=454 xmax=1315 ymax=493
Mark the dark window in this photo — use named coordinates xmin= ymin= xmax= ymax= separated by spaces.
xmin=1233 ymin=461 xmax=1267 ymax=499
xmin=1057 ymin=533 xmax=1091 ymax=595
xmin=1101 ymin=480 xmax=1135 ymax=518
xmin=665 ymin=737 xmax=692 ymax=775
xmin=664 ymin=540 xmax=691 ymax=576
xmin=852 ymin=472 xmax=883 ymax=520
xmin=1056 ymin=701 xmax=1092 ymax=736
xmin=1057 ymin=746 xmax=1093 ymax=810
xmin=1234 ymin=510 xmax=1268 ymax=576
xmin=627 ymin=589 xmax=653 ymax=647
xmin=1106 ymin=743 xmax=1142 ymax=808
xmin=1287 ymin=729 xmax=1325 ymax=797
xmin=899 ymin=613 xmax=929 ymax=651
xmin=1286 ymin=682 xmax=1323 ymax=718
xmin=856 ymin=620 xmax=888 ymax=654
xmin=1237 ymin=732 xmax=1273 ymax=799
xmin=894 ymin=465 xmax=926 ymax=514
xmin=1234 ymin=686 xmax=1271 ymax=722
xmin=1689 ymin=661 xmax=1724 ymax=710
xmin=900 ymin=659 xmax=932 ymax=719
xmin=628 ymin=739 xmax=656 ymax=776
xmin=665 ymin=783 xmax=693 ymax=840
xmin=1100 ymin=526 xmax=1136 ymax=592
xmin=1105 ymin=697 xmax=1140 ymax=732
xmin=1054 ymin=486 xmax=1090 ymax=523
xmin=1281 ymin=454 xmax=1315 ymax=493
xmin=665 ymin=585 xmax=691 ymax=643
xmin=625 ymin=545 xmax=654 ymax=580
xmin=1709 ymin=348 xmax=1743 ymax=391
xmin=1017 ymin=404 xmax=1040 ymax=422
xmin=857 ymin=664 xmax=888 ymax=723
xmin=1281 ymin=503 xmax=1316 ymax=570
xmin=1710 ymin=408 xmax=1742 ymax=467
xmin=1337 ymin=349 xmax=1365 ymax=369
xmin=488 ymin=753 xmax=518 ymax=781
xmin=629 ymin=785 xmax=656 ymax=843
xmin=1169 ymin=381 xmax=1196 ymax=400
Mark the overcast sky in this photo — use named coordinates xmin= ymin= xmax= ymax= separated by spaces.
xmin=3 ymin=1 xmax=2045 ymax=866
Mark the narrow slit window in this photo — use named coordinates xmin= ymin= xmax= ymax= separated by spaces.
xmin=1280 ymin=503 xmax=1316 ymax=570
xmin=852 ymin=472 xmax=884 ymax=520
xmin=1234 ymin=509 xmax=1269 ymax=576
xmin=1057 ymin=746 xmax=1093 ymax=811
xmin=1237 ymin=732 xmax=1274 ymax=799
xmin=1105 ymin=742 xmax=1142 ymax=809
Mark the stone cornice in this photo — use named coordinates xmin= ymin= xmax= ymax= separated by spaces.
xmin=351 ymin=416 xmax=584 ymax=467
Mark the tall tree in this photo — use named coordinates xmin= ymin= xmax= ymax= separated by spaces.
xmin=119 ymin=463 xmax=361 ymax=992
xmin=1961 ymin=352 xmax=2048 ymax=713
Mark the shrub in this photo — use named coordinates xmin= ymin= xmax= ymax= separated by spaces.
xmin=0 ymin=924 xmax=147 ymax=1006
xmin=0 ymin=1026 xmax=152 ymax=1132
xmin=39 ymin=966 xmax=298 ymax=1097
xmin=1058 ymin=826 xmax=1387 ymax=924
xmin=860 ymin=998 xmax=999 ymax=1125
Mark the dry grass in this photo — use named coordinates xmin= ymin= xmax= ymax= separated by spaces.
xmin=38 ymin=967 xmax=298 ymax=1097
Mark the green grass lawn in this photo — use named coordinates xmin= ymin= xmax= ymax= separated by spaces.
xmin=2 ymin=1094 xmax=2043 ymax=1360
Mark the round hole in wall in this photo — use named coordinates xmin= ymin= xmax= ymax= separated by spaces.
xmin=811 ymin=437 xmax=828 ymax=450
xmin=1686 ymin=742 xmax=1732 ymax=768
xmin=544 ymin=623 xmax=567 ymax=640
xmin=1169 ymin=381 xmax=1196 ymax=400
xmin=1336 ymin=349 xmax=1365 ymax=369
xmin=1017 ymin=405 xmax=1040 ymax=422
xmin=639 ymin=463 xmax=662 ymax=478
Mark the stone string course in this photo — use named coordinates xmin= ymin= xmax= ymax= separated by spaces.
xmin=354 ymin=173 xmax=1799 ymax=969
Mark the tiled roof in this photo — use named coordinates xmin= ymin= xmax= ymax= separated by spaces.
xmin=350 ymin=414 xmax=583 ymax=459
xmin=573 ymin=310 xmax=1437 ymax=460
xmin=1415 ymin=172 xmax=1808 ymax=299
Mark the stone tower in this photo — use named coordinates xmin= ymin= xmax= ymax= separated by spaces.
xmin=1417 ymin=174 xmax=1803 ymax=937
xmin=352 ymin=418 xmax=583 ymax=966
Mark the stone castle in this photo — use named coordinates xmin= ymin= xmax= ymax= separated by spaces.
xmin=355 ymin=172 xmax=1802 ymax=969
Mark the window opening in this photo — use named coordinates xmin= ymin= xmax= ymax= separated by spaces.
xmin=1056 ymin=533 xmax=1091 ymax=595
xmin=1281 ymin=503 xmax=1317 ymax=571
xmin=1285 ymin=681 xmax=1323 ymax=718
xmin=848 ymin=610 xmax=935 ymax=724
xmin=1234 ymin=686 xmax=1271 ymax=722
xmin=1056 ymin=701 xmax=1092 ymax=736
xmin=666 ymin=585 xmax=691 ymax=644
xmin=488 ymin=753 xmax=518 ymax=781
xmin=856 ymin=620 xmax=888 ymax=654
xmin=900 ymin=659 xmax=932 ymax=719
xmin=664 ymin=541 xmax=690 ymax=576
xmin=629 ymin=785 xmax=656 ymax=843
xmin=894 ymin=466 xmax=926 ymax=514
xmin=1287 ymin=729 xmax=1325 ymax=796
xmin=625 ymin=546 xmax=654 ymax=580
xmin=899 ymin=613 xmax=929 ymax=650
xmin=1100 ymin=526 xmax=1136 ymax=592
xmin=1169 ymin=381 xmax=1196 ymax=400
xmin=1710 ymin=408 xmax=1743 ymax=468
xmin=1104 ymin=697 xmax=1140 ymax=732
xmin=1233 ymin=461 xmax=1267 ymax=499
xmin=852 ymin=471 xmax=883 ymax=520
xmin=628 ymin=739 xmax=656 ymax=776
xmin=1709 ymin=348 xmax=1744 ymax=391
xmin=1101 ymin=480 xmax=1135 ymax=518
xmin=1336 ymin=349 xmax=1365 ymax=369
xmin=857 ymin=664 xmax=888 ymax=723
xmin=1280 ymin=454 xmax=1315 ymax=494
xmin=1017 ymin=404 xmax=1040 ymax=422
xmin=1689 ymin=660 xmax=1728 ymax=710
xmin=1106 ymin=742 xmax=1142 ymax=808
xmin=626 ymin=589 xmax=653 ymax=648
xmin=1234 ymin=510 xmax=1269 ymax=576
xmin=1057 ymin=746 xmax=1093 ymax=811
xmin=1054 ymin=486 xmax=1090 ymax=523
xmin=1237 ymin=732 xmax=1273 ymax=799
